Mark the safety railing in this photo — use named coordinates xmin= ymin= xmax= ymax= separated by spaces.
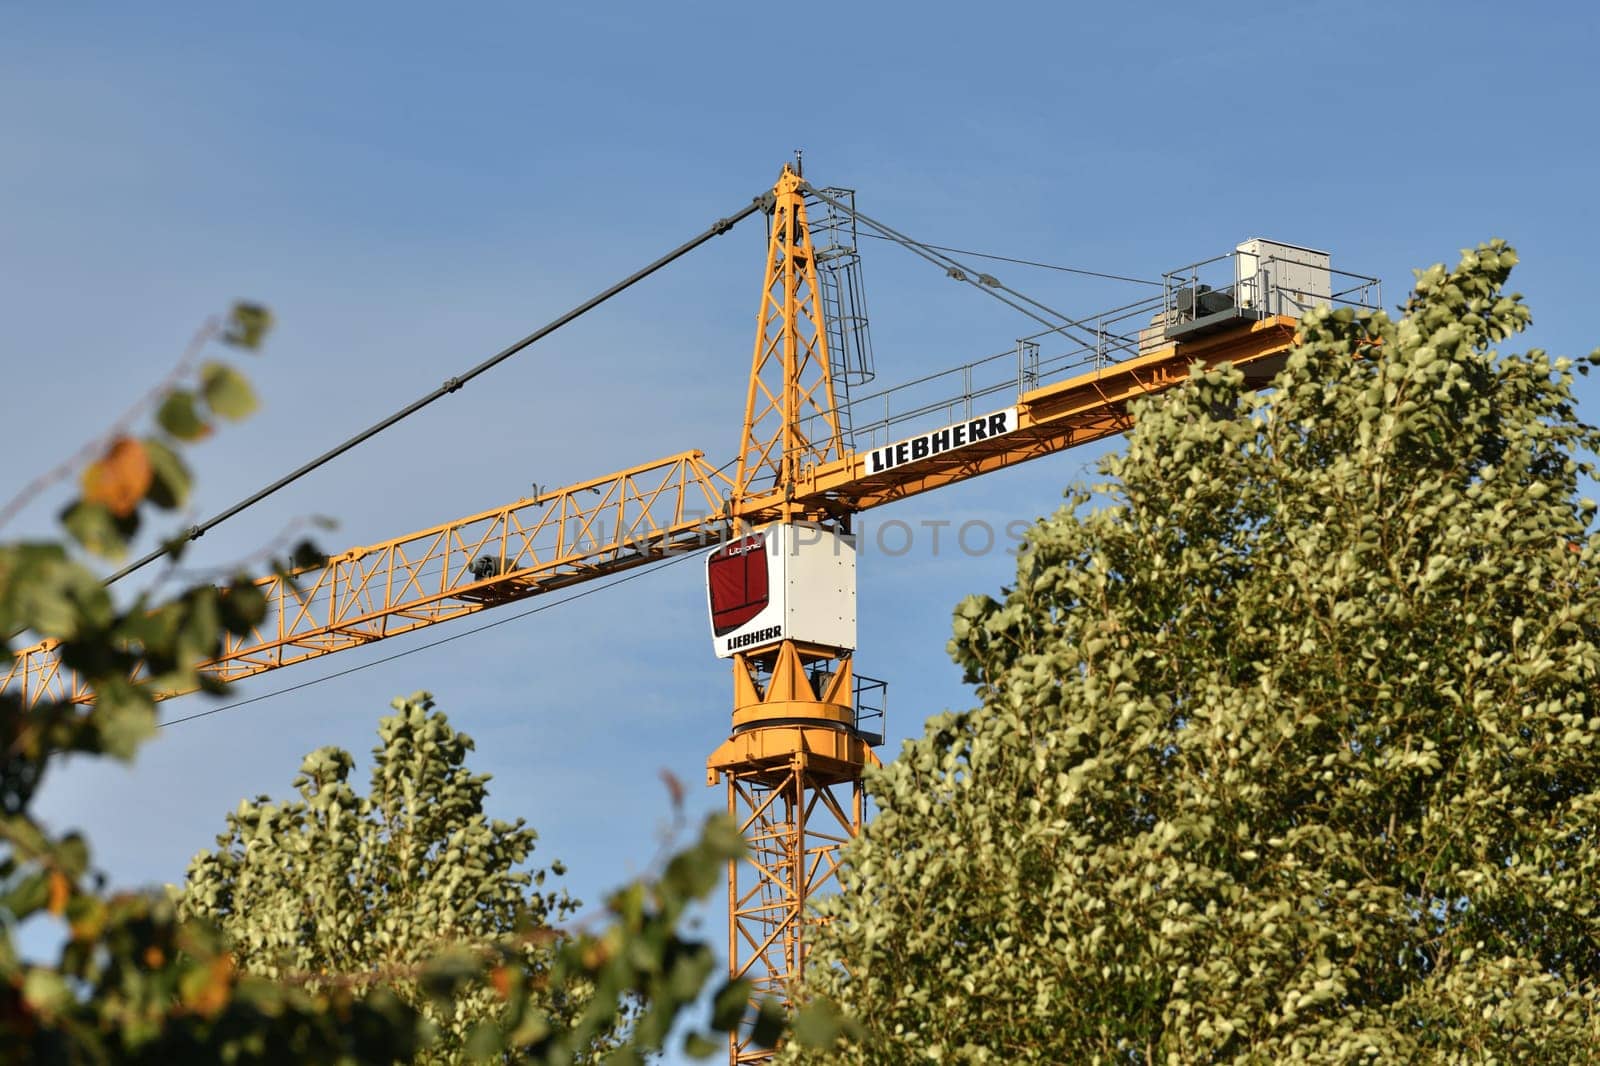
xmin=852 ymin=673 xmax=887 ymax=747
xmin=798 ymin=245 xmax=1380 ymax=460
xmin=799 ymin=289 xmax=1165 ymax=456
xmin=1161 ymin=249 xmax=1381 ymax=330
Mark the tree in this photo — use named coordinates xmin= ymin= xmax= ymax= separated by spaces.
xmin=180 ymin=692 xmax=610 ymax=1062
xmin=0 ymin=307 xmax=801 ymax=1063
xmin=787 ymin=243 xmax=1600 ymax=1063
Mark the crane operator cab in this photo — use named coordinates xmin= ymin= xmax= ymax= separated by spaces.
xmin=705 ymin=522 xmax=856 ymax=659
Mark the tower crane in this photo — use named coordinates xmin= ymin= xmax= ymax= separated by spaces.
xmin=1 ymin=164 xmax=1378 ymax=1064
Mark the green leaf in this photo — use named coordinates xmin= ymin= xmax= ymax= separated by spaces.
xmin=21 ymin=969 xmax=71 ymax=1014
xmin=290 ymin=539 xmax=327 ymax=570
xmin=682 ymin=1031 xmax=721 ymax=1058
xmin=176 ymin=587 xmax=222 ymax=663
xmin=750 ymin=998 xmax=785 ymax=1049
xmin=463 ymin=1020 xmax=504 ymax=1061
xmin=54 ymin=833 xmax=90 ymax=879
xmin=200 ymin=361 xmax=258 ymax=420
xmin=790 ymin=997 xmax=856 ymax=1048
xmin=710 ymin=978 xmax=751 ymax=1031
xmin=157 ymin=389 xmax=210 ymax=441
xmin=419 ymin=948 xmax=486 ymax=1008
xmin=3 ymin=872 xmax=52 ymax=920
xmin=142 ymin=437 xmax=191 ymax=510
xmin=7 ymin=561 xmax=77 ymax=638
xmin=219 ymin=578 xmax=268 ymax=635
xmin=222 ymin=301 xmax=274 ymax=350
xmin=94 ymin=689 xmax=158 ymax=760
xmin=506 ymin=1008 xmax=551 ymax=1047
xmin=702 ymin=813 xmax=746 ymax=862
xmin=61 ymin=500 xmax=132 ymax=559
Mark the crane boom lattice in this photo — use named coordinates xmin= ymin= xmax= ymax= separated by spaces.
xmin=4 ymin=453 xmax=733 ymax=708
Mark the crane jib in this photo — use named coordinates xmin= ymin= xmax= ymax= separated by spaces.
xmin=862 ymin=407 xmax=1018 ymax=476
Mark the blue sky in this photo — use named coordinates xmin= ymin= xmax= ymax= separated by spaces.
xmin=3 ymin=1 xmax=1597 ymax=1058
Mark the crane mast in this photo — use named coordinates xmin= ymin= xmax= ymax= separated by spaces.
xmin=711 ymin=166 xmax=873 ymax=1064
xmin=0 ymin=164 xmax=1377 ymax=1065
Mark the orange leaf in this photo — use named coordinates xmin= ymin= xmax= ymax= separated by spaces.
xmin=490 ymin=965 xmax=512 ymax=1000
xmin=46 ymin=871 xmax=69 ymax=916
xmin=81 ymin=437 xmax=153 ymax=517
xmin=184 ymin=954 xmax=234 ymax=1017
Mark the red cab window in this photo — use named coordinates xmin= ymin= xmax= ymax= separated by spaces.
xmin=708 ymin=536 xmax=769 ymax=636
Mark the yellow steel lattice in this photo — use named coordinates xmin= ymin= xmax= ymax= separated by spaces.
xmin=4 ymin=452 xmax=733 ymax=708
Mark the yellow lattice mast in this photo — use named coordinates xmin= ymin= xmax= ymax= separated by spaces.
xmin=732 ymin=164 xmax=843 ymax=520
xmin=708 ymin=165 xmax=878 ymax=1065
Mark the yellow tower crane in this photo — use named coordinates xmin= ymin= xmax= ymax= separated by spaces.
xmin=2 ymin=163 xmax=1377 ymax=1064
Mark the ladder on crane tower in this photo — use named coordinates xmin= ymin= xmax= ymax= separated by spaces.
xmin=809 ymin=187 xmax=875 ymax=452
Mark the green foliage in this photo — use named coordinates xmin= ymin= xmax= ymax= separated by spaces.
xmin=198 ymin=362 xmax=258 ymax=421
xmin=507 ymin=810 xmax=759 ymax=1065
xmin=155 ymin=390 xmax=210 ymax=442
xmin=179 ymin=693 xmax=604 ymax=1063
xmin=12 ymin=891 xmax=427 ymax=1064
xmin=221 ymin=302 xmax=273 ymax=352
xmin=788 ymin=243 xmax=1600 ymax=1063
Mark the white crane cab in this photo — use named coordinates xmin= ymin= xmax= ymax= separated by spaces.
xmin=705 ymin=522 xmax=856 ymax=659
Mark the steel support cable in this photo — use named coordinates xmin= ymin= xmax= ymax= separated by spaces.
xmin=800 ymin=184 xmax=1106 ymax=352
xmin=800 ymin=281 xmax=1170 ymax=451
xmin=802 ymin=185 xmax=1071 ymax=338
xmin=104 ymin=194 xmax=769 ymax=587
xmin=857 ymin=232 xmax=1163 ymax=288
xmin=990 ymin=285 xmax=1163 ymax=357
